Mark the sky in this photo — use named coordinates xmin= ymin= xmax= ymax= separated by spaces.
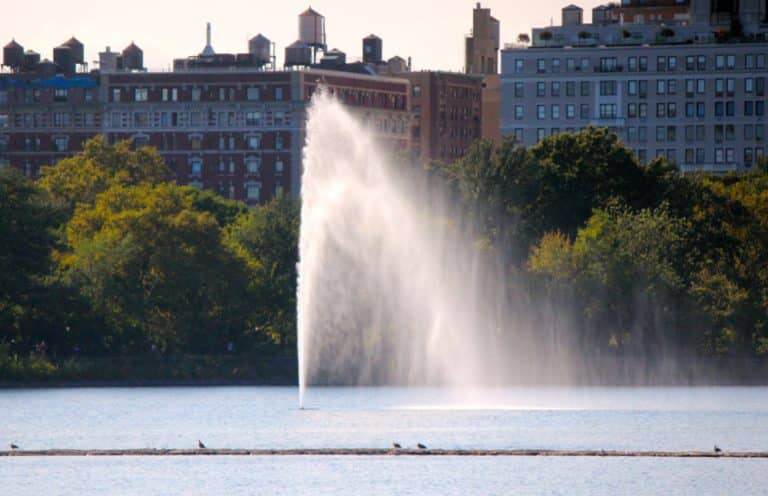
xmin=1 ymin=0 xmax=606 ymax=72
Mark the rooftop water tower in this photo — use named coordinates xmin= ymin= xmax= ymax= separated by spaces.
xmin=284 ymin=40 xmax=312 ymax=67
xmin=62 ymin=36 xmax=84 ymax=65
xmin=122 ymin=42 xmax=144 ymax=71
xmin=299 ymin=7 xmax=326 ymax=63
xmin=362 ymin=34 xmax=382 ymax=65
xmin=249 ymin=33 xmax=274 ymax=67
xmin=3 ymin=39 xmax=24 ymax=71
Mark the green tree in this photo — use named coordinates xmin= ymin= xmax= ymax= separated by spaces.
xmin=38 ymin=135 xmax=169 ymax=215
xmin=225 ymin=195 xmax=300 ymax=348
xmin=61 ymin=183 xmax=250 ymax=353
xmin=0 ymin=168 xmax=59 ymax=348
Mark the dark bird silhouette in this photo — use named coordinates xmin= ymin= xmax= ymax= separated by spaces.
xmin=392 ymin=442 xmax=401 ymax=449
xmin=417 ymin=443 xmax=427 ymax=449
xmin=198 ymin=440 xmax=206 ymax=449
xmin=714 ymin=445 xmax=722 ymax=453
xmin=9 ymin=443 xmax=18 ymax=450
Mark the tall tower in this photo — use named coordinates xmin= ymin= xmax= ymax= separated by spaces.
xmin=465 ymin=2 xmax=500 ymax=75
xmin=201 ymin=22 xmax=215 ymax=57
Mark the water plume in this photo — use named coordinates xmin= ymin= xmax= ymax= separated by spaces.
xmin=296 ymin=90 xmax=538 ymax=408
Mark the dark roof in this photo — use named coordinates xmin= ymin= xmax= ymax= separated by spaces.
xmin=4 ymin=39 xmax=22 ymax=49
xmin=123 ymin=42 xmax=142 ymax=53
xmin=63 ymin=37 xmax=83 ymax=47
xmin=365 ymin=34 xmax=381 ymax=40
xmin=249 ymin=33 xmax=270 ymax=43
xmin=300 ymin=6 xmax=322 ymax=17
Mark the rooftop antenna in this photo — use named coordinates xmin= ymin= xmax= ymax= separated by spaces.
xmin=202 ymin=22 xmax=215 ymax=56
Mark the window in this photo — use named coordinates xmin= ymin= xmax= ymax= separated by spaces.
xmin=161 ymin=88 xmax=178 ymax=101
xmin=566 ymin=58 xmax=576 ymax=72
xmin=726 ymin=124 xmax=735 ymax=141
xmin=552 ymin=58 xmax=561 ymax=72
xmin=566 ymin=104 xmax=575 ymax=119
xmin=686 ymin=102 xmax=695 ymax=118
xmin=134 ymin=88 xmax=148 ymax=102
xmin=697 ymin=102 xmax=706 ymax=118
xmin=246 ymin=111 xmax=262 ymax=126
xmin=726 ymin=55 xmax=735 ymax=70
xmin=275 ymin=159 xmax=284 ymax=174
xmin=656 ymin=103 xmax=666 ymax=118
xmin=686 ymin=55 xmax=695 ymax=71
xmin=514 ymin=105 xmax=524 ymax=120
xmin=745 ymin=101 xmax=754 ymax=116
xmin=514 ymin=59 xmax=524 ymax=73
xmin=628 ymin=80 xmax=638 ymax=96
xmin=246 ymin=157 xmax=261 ymax=175
xmin=599 ymin=80 xmax=617 ymax=96
xmin=247 ymin=87 xmax=261 ymax=101
xmin=192 ymin=87 xmax=202 ymax=101
xmin=715 ymin=78 xmax=724 ymax=97
xmin=537 ymin=105 xmax=546 ymax=119
xmin=628 ymin=103 xmax=637 ymax=118
xmin=536 ymin=82 xmax=546 ymax=97
xmin=696 ymin=125 xmax=706 ymax=141
xmin=745 ymin=124 xmax=755 ymax=140
xmin=686 ymin=79 xmax=695 ymax=97
xmin=628 ymin=56 xmax=637 ymax=72
xmin=745 ymin=147 xmax=754 ymax=165
xmin=685 ymin=148 xmax=695 ymax=163
xmin=685 ymin=125 xmax=695 ymax=141
xmin=112 ymin=88 xmax=121 ymax=102
xmin=657 ymin=56 xmax=667 ymax=72
xmin=656 ymin=79 xmax=666 ymax=95
xmin=639 ymin=56 xmax=648 ymax=72
xmin=656 ymin=126 xmax=666 ymax=142
xmin=627 ymin=127 xmax=637 ymax=142
xmin=696 ymin=79 xmax=705 ymax=94
xmin=247 ymin=135 xmax=261 ymax=150
xmin=580 ymin=81 xmax=590 ymax=97
xmin=668 ymin=102 xmax=676 ymax=118
xmin=599 ymin=103 xmax=617 ymax=119
xmin=716 ymin=55 xmax=725 ymax=70
xmin=190 ymin=158 xmax=202 ymax=176
xmin=754 ymin=54 xmax=763 ymax=68
xmin=275 ymin=136 xmax=284 ymax=150
xmin=697 ymin=55 xmax=706 ymax=71
xmin=536 ymin=128 xmax=546 ymax=141
xmin=715 ymin=102 xmax=724 ymax=117
xmin=514 ymin=82 xmax=524 ymax=97
xmin=639 ymin=103 xmax=648 ymax=118
xmin=54 ymin=136 xmax=68 ymax=151
xmin=513 ymin=128 xmax=524 ymax=142
xmin=758 ymin=101 xmax=766 ymax=116
xmin=551 ymin=105 xmax=560 ymax=119
xmin=696 ymin=148 xmax=705 ymax=163
xmin=600 ymin=57 xmax=618 ymax=72
xmin=565 ymin=81 xmax=575 ymax=97
xmin=53 ymin=88 xmax=68 ymax=102
xmin=580 ymin=104 xmax=590 ymax=119
xmin=133 ymin=112 xmax=149 ymax=127
xmin=726 ymin=101 xmax=735 ymax=116
xmin=668 ymin=79 xmax=677 ymax=95
xmin=53 ymin=112 xmax=69 ymax=127
xmin=759 ymin=78 xmax=766 ymax=96
xmin=639 ymin=80 xmax=648 ymax=98
xmin=726 ymin=148 xmax=735 ymax=163
xmin=726 ymin=78 xmax=735 ymax=96
xmin=551 ymin=81 xmax=560 ymax=97
xmin=757 ymin=124 xmax=765 ymax=141
xmin=668 ymin=56 xmax=677 ymax=71
xmin=537 ymin=59 xmax=546 ymax=73
xmin=638 ymin=126 xmax=647 ymax=142
xmin=715 ymin=148 xmax=724 ymax=163
xmin=246 ymin=181 xmax=261 ymax=201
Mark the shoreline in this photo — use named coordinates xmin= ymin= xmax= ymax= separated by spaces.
xmin=1 ymin=448 xmax=766 ymax=458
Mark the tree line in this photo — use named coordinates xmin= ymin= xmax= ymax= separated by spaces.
xmin=443 ymin=126 xmax=768 ymax=358
xmin=2 ymin=128 xmax=768 ymax=379
xmin=1 ymin=136 xmax=298 ymax=366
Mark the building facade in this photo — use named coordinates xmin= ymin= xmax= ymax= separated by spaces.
xmin=403 ymin=71 xmax=485 ymax=164
xmin=0 ymin=68 xmax=411 ymax=204
xmin=502 ymin=0 xmax=768 ymax=172
xmin=465 ymin=2 xmax=500 ymax=75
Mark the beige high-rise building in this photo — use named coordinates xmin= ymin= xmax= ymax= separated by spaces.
xmin=465 ymin=2 xmax=500 ymax=75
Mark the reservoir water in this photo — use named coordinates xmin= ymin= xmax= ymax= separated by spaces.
xmin=1 ymin=386 xmax=767 ymax=494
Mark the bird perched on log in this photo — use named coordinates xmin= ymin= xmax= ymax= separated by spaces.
xmin=392 ymin=442 xmax=401 ymax=449
xmin=714 ymin=445 xmax=722 ymax=453
xmin=9 ymin=443 xmax=19 ymax=450
xmin=198 ymin=440 xmax=206 ymax=449
xmin=417 ymin=443 xmax=427 ymax=449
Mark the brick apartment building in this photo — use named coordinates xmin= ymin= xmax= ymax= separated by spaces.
xmin=0 ymin=67 xmax=410 ymax=204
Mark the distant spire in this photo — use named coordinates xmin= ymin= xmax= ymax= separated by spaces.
xmin=202 ymin=22 xmax=215 ymax=56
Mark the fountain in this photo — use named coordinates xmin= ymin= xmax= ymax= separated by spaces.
xmin=296 ymin=90 xmax=560 ymax=409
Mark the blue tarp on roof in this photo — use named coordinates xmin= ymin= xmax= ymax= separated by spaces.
xmin=0 ymin=74 xmax=98 ymax=90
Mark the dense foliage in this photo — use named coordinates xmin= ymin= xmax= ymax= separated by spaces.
xmin=446 ymin=127 xmax=768 ymax=358
xmin=1 ymin=137 xmax=299 ymax=367
xmin=3 ymin=128 xmax=768 ymax=382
